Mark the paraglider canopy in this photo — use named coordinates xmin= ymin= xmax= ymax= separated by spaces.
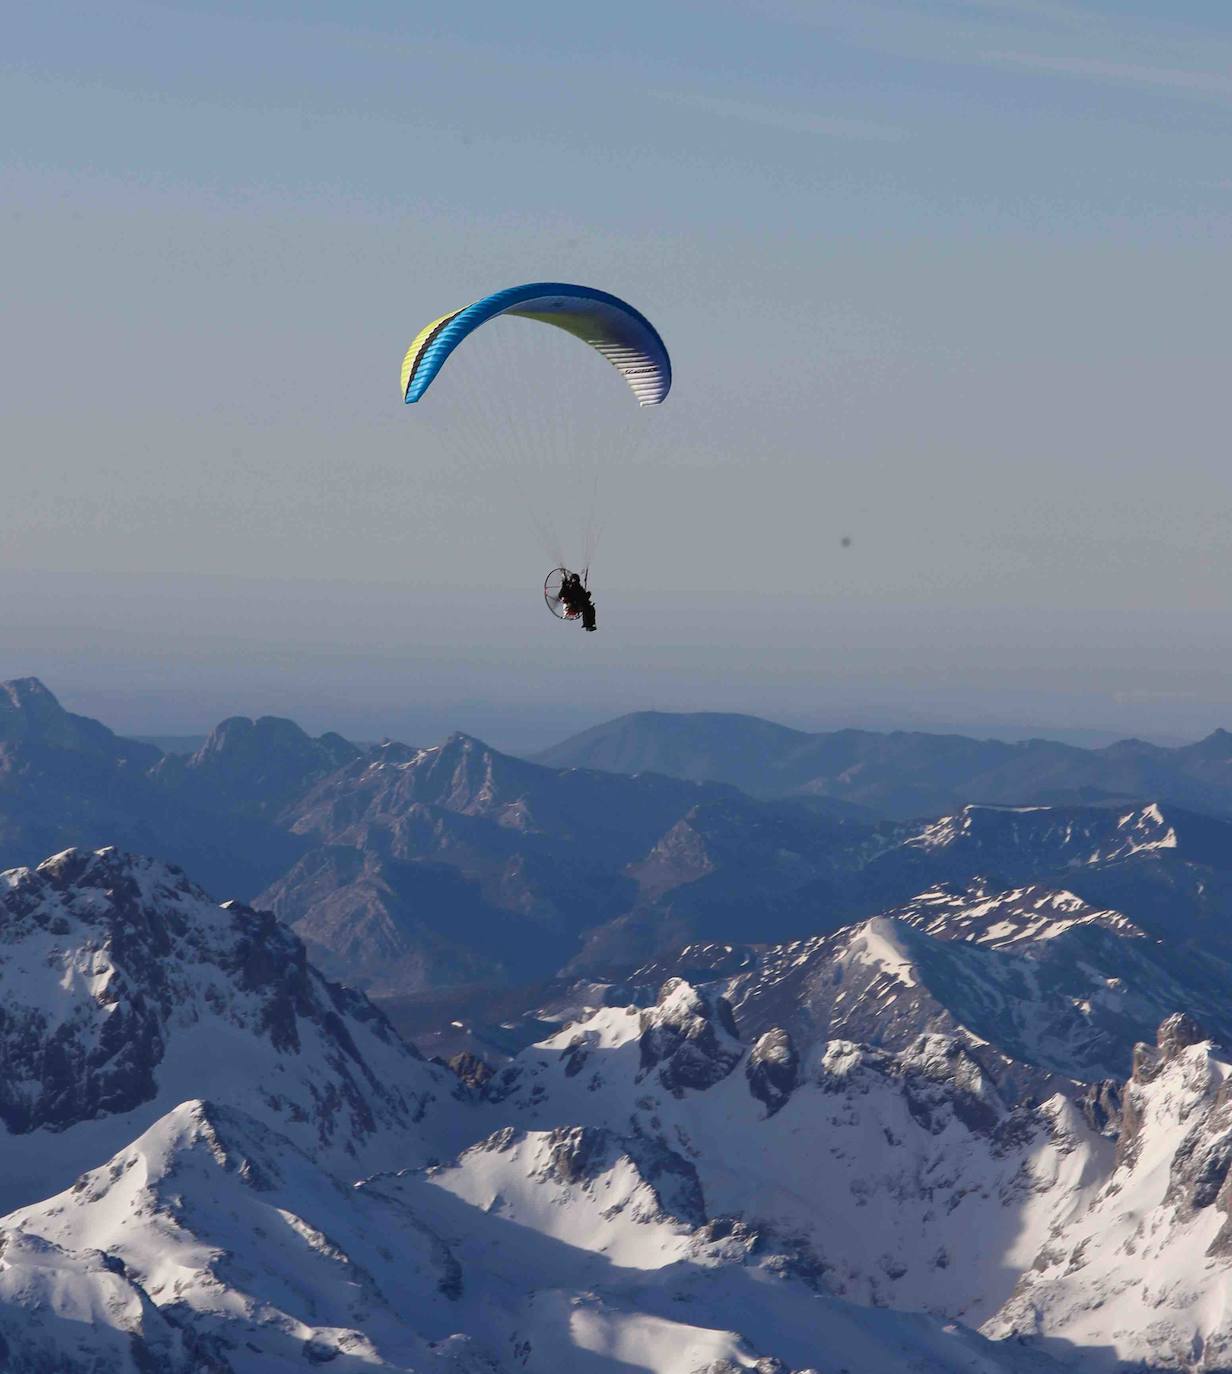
xmin=401 ymin=282 xmax=671 ymax=407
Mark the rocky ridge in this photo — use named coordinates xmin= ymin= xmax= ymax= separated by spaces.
xmin=0 ymin=847 xmax=456 ymax=1213
xmin=987 ymin=1015 xmax=1232 ymax=1369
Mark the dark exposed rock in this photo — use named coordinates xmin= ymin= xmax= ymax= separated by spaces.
xmin=1158 ymin=1011 xmax=1209 ymax=1058
xmin=900 ymin=1036 xmax=1002 ymax=1137
xmin=537 ymin=1124 xmax=707 ymax=1228
xmin=1079 ymin=1080 xmax=1123 ymax=1137
xmin=638 ymin=979 xmax=744 ymax=1096
xmin=690 ymin=1361 xmax=791 ymax=1374
xmin=816 ymin=1035 xmax=1004 ymax=1140
xmin=1170 ymin=1120 xmax=1232 ymax=1220
xmin=1131 ymin=1013 xmax=1210 ymax=1090
xmin=544 ymin=1125 xmax=612 ymax=1186
xmin=746 ymin=1028 xmax=799 ymax=1116
xmin=446 ymin=1051 xmax=494 ymax=1092
xmin=625 ymin=1135 xmax=707 ymax=1228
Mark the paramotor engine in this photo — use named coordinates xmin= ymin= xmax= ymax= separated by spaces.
xmin=544 ymin=566 xmax=584 ymax=622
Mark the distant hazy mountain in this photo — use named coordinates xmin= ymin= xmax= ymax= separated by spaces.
xmin=0 ymin=678 xmax=303 ymax=896
xmin=0 ymin=679 xmax=390 ymax=901
xmin=260 ymin=845 xmax=519 ymax=994
xmin=563 ymin=797 xmax=1232 ymax=979
xmin=133 ymin=732 xmax=207 ymax=754
xmin=534 ymin=709 xmax=1232 ymax=818
xmin=9 ymin=679 xmax=1232 ymax=1005
xmin=862 ymin=800 xmax=1232 ymax=950
xmin=152 ymin=712 xmax=360 ymax=818
xmin=266 ymin=732 xmax=739 ymax=993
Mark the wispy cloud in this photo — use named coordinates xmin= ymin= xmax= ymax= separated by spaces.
xmin=939 ymin=0 xmax=1093 ymax=26
xmin=748 ymin=0 xmax=1232 ymax=107
xmin=981 ymin=49 xmax=1232 ymax=98
xmin=658 ymin=89 xmax=906 ymax=143
xmin=944 ymin=0 xmax=1092 ymax=25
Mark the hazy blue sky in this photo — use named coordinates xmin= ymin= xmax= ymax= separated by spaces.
xmin=4 ymin=1 xmax=1232 ymax=747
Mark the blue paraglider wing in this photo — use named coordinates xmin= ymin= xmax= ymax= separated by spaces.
xmin=401 ymin=282 xmax=671 ymax=407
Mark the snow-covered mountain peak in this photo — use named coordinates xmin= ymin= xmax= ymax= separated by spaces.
xmin=468 ymin=984 xmax=1109 ymax=1334
xmin=360 ymin=1095 xmax=1062 ymax=1374
xmin=638 ymin=978 xmax=745 ymax=1096
xmin=1131 ymin=1010 xmax=1216 ymax=1086
xmin=0 ymin=936 xmax=1118 ymax=1372
xmin=5 ymin=1097 xmax=459 ymax=1373
xmin=904 ymin=803 xmax=1051 ymax=850
xmin=1158 ymin=1008 xmax=1213 ymax=1055
xmin=811 ymin=1033 xmax=1003 ymax=1137
xmin=1113 ymin=800 xmax=1179 ymax=855
xmin=990 ymin=1019 xmax=1232 ymax=1369
xmin=718 ymin=878 xmax=1232 ymax=1092
xmin=745 ymin=1028 xmax=799 ymax=1116
xmin=428 ymin=1124 xmax=708 ymax=1261
xmin=0 ymin=846 xmax=458 ymax=1212
xmin=889 ymin=883 xmax=1144 ymax=948
xmin=0 ymin=1225 xmax=206 ymax=1374
xmin=12 ymin=843 xmax=234 ymax=929
xmin=899 ymin=799 xmax=1187 ymax=870
xmin=849 ymin=914 xmax=919 ymax=983
xmin=31 ymin=1097 xmax=291 ymax=1213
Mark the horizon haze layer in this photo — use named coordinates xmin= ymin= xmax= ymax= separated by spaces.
xmin=6 ymin=1 xmax=1232 ymax=755
xmin=1 ymin=567 xmax=1226 ymax=752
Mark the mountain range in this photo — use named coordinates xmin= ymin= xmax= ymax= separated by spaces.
xmin=5 ymin=672 xmax=1232 ymax=1368
xmin=534 ymin=709 xmax=1232 ymax=818
xmin=9 ymin=678 xmax=1232 ymax=1021
xmin=5 ymin=840 xmax=1232 ymax=1369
